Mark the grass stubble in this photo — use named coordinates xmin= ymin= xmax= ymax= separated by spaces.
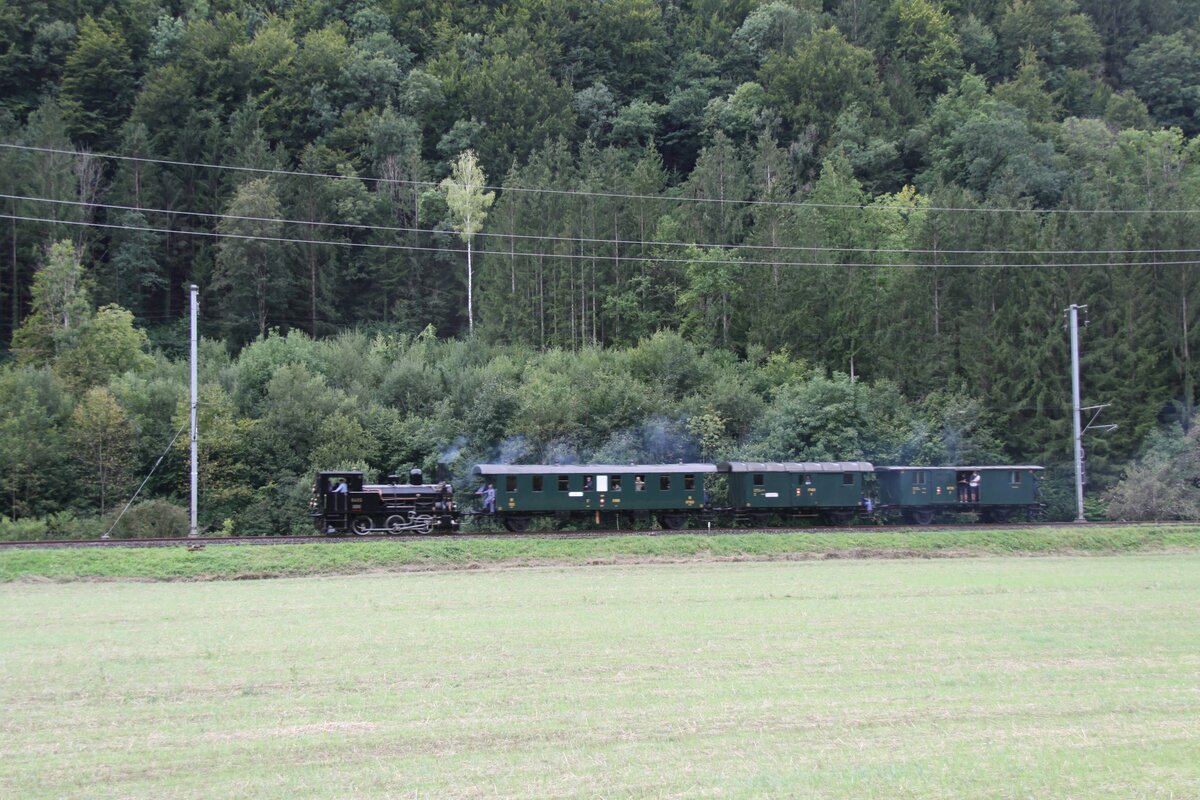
xmin=1 ymin=538 xmax=1199 ymax=797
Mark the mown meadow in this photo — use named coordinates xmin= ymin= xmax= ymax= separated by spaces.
xmin=2 ymin=553 xmax=1198 ymax=798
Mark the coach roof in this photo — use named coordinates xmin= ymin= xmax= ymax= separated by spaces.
xmin=718 ymin=461 xmax=875 ymax=473
xmin=874 ymin=465 xmax=1044 ymax=471
xmin=474 ymin=463 xmax=718 ymax=475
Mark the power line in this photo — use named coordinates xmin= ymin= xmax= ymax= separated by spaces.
xmin=0 ymin=212 xmax=451 ymax=254
xmin=10 ymin=192 xmax=1200 ymax=259
xmin=6 ymin=141 xmax=1200 ymax=215
xmin=9 ymin=211 xmax=1200 ymax=270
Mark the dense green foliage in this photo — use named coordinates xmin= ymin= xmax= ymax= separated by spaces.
xmin=4 ymin=0 xmax=1200 ymax=529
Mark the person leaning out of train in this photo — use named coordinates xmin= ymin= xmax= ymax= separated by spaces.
xmin=968 ymin=471 xmax=981 ymax=502
xmin=476 ymin=482 xmax=496 ymax=513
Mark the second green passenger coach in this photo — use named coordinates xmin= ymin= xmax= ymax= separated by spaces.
xmin=473 ymin=463 xmax=717 ymax=530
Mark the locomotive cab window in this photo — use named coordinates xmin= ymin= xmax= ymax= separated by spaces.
xmin=505 ymin=476 xmax=517 ymax=492
xmin=533 ymin=475 xmax=544 ymax=492
xmin=753 ymin=473 xmax=765 ymax=486
xmin=558 ymin=475 xmax=569 ymax=491
xmin=842 ymin=472 xmax=855 ymax=485
xmin=684 ymin=474 xmax=695 ymax=490
xmin=659 ymin=475 xmax=671 ymax=491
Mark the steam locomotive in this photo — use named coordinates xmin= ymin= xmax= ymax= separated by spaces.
xmin=312 ymin=468 xmax=458 ymax=535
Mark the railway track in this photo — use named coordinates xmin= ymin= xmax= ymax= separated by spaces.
xmin=0 ymin=520 xmax=1187 ymax=550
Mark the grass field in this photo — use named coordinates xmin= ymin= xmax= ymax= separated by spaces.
xmin=3 ymin=524 xmax=1200 ymax=582
xmin=2 ymin=554 xmax=1199 ymax=798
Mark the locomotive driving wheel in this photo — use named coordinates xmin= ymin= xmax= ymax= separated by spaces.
xmin=385 ymin=515 xmax=406 ymax=532
xmin=351 ymin=515 xmax=374 ymax=535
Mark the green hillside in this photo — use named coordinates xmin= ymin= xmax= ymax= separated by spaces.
xmin=4 ymin=0 xmax=1200 ymax=530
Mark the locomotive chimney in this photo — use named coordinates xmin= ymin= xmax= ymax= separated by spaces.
xmin=409 ymin=467 xmax=424 ymax=485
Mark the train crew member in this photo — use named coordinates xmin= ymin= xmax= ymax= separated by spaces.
xmin=969 ymin=471 xmax=981 ymax=502
xmin=330 ymin=479 xmax=347 ymax=493
xmin=476 ymin=482 xmax=496 ymax=513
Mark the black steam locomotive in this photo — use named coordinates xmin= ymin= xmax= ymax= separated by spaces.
xmin=311 ymin=468 xmax=458 ymax=535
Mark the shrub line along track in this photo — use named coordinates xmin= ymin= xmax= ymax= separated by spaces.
xmin=0 ymin=521 xmax=1188 ymax=549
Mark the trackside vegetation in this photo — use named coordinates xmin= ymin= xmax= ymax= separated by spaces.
xmin=3 ymin=556 xmax=1199 ymax=798
xmin=2 ymin=525 xmax=1199 ymax=582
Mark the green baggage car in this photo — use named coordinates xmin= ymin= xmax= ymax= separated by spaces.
xmin=874 ymin=465 xmax=1043 ymax=524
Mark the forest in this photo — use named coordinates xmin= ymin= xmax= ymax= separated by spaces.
xmin=4 ymin=0 xmax=1200 ymax=534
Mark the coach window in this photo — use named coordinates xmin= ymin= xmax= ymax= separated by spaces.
xmin=842 ymin=472 xmax=855 ymax=485
xmin=558 ymin=475 xmax=569 ymax=491
xmin=635 ymin=475 xmax=645 ymax=491
xmin=799 ymin=474 xmax=812 ymax=485
xmin=532 ymin=475 xmax=544 ymax=492
xmin=610 ymin=475 xmax=622 ymax=491
xmin=1011 ymin=471 xmax=1022 ymax=486
xmin=684 ymin=474 xmax=695 ymax=490
xmin=753 ymin=473 xmax=765 ymax=486
xmin=660 ymin=475 xmax=671 ymax=491
xmin=914 ymin=471 xmax=927 ymax=485
xmin=505 ymin=475 xmax=517 ymax=492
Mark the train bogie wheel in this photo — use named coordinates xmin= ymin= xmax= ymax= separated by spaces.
xmin=913 ymin=509 xmax=935 ymax=525
xmin=351 ymin=515 xmax=374 ymax=535
xmin=503 ymin=516 xmax=531 ymax=533
xmin=989 ymin=508 xmax=1010 ymax=523
xmin=823 ymin=511 xmax=852 ymax=526
xmin=658 ymin=514 xmax=686 ymax=530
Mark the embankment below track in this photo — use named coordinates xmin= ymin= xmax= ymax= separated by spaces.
xmin=3 ymin=524 xmax=1200 ymax=582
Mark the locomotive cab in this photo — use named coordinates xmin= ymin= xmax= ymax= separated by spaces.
xmin=313 ymin=471 xmax=365 ymax=532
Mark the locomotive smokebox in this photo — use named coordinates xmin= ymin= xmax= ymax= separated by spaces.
xmin=409 ymin=467 xmax=424 ymax=485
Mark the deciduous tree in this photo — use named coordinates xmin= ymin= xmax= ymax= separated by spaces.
xmin=440 ymin=149 xmax=495 ymax=334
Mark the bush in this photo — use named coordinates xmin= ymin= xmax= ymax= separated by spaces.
xmin=0 ymin=512 xmax=111 ymax=540
xmin=0 ymin=516 xmax=49 ymax=541
xmin=104 ymin=499 xmax=190 ymax=538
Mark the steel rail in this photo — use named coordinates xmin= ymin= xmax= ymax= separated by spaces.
xmin=0 ymin=520 xmax=1192 ymax=549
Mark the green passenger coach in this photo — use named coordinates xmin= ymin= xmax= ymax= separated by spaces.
xmin=473 ymin=463 xmax=717 ymax=531
xmin=874 ymin=465 xmax=1043 ymax=524
xmin=718 ymin=462 xmax=874 ymax=524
